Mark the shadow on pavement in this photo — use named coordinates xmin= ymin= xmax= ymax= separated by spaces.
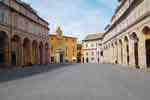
xmin=0 ymin=64 xmax=77 ymax=83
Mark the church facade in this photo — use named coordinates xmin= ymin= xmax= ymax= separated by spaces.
xmin=49 ymin=26 xmax=77 ymax=63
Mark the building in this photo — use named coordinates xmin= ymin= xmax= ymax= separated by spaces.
xmin=82 ymin=33 xmax=103 ymax=64
xmin=102 ymin=0 xmax=150 ymax=69
xmin=0 ymin=0 xmax=50 ymax=66
xmin=49 ymin=26 xmax=77 ymax=63
xmin=77 ymin=44 xmax=83 ymax=63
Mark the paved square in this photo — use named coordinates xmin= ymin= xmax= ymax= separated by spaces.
xmin=0 ymin=64 xmax=150 ymax=100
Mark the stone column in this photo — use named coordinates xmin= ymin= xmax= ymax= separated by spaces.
xmin=20 ymin=41 xmax=24 ymax=65
xmin=7 ymin=38 xmax=11 ymax=65
xmin=138 ymin=37 xmax=147 ymax=69
xmin=129 ymin=39 xmax=135 ymax=67
xmin=29 ymin=43 xmax=32 ymax=65
xmin=123 ymin=42 xmax=127 ymax=65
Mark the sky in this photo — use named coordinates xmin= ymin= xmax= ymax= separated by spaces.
xmin=22 ymin=0 xmax=119 ymax=41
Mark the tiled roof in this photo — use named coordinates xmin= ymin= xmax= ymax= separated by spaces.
xmin=83 ymin=33 xmax=104 ymax=41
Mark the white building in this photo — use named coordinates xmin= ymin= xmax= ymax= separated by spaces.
xmin=82 ymin=33 xmax=104 ymax=64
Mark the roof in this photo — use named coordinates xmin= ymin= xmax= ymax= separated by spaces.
xmin=83 ymin=33 xmax=104 ymax=41
xmin=49 ymin=34 xmax=77 ymax=39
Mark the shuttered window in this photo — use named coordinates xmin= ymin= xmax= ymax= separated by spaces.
xmin=0 ymin=12 xmax=5 ymax=24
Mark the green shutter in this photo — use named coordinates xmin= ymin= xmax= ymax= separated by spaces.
xmin=0 ymin=12 xmax=5 ymax=24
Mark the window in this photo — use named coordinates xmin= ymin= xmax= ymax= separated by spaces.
xmin=86 ymin=52 xmax=88 ymax=56
xmin=0 ymin=12 xmax=5 ymax=24
xmin=92 ymin=52 xmax=94 ymax=56
xmin=72 ymin=46 xmax=75 ymax=56
xmin=66 ymin=47 xmax=68 ymax=56
xmin=91 ymin=57 xmax=94 ymax=61
xmin=91 ymin=44 xmax=94 ymax=47
xmin=86 ymin=44 xmax=88 ymax=48
xmin=101 ymin=51 xmax=103 ymax=56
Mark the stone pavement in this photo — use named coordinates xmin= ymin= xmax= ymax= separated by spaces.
xmin=0 ymin=64 xmax=150 ymax=100
xmin=0 ymin=64 xmax=72 ymax=83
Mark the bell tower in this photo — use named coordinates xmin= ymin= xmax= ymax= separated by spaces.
xmin=56 ymin=25 xmax=63 ymax=37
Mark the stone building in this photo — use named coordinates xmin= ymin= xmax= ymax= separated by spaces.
xmin=0 ymin=0 xmax=50 ymax=66
xmin=82 ymin=33 xmax=103 ymax=64
xmin=49 ymin=26 xmax=77 ymax=63
xmin=102 ymin=0 xmax=150 ymax=69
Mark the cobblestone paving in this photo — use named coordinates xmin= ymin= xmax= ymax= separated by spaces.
xmin=0 ymin=64 xmax=150 ymax=100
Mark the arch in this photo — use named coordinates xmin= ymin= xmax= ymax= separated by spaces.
xmin=45 ymin=43 xmax=49 ymax=64
xmin=142 ymin=26 xmax=150 ymax=35
xmin=142 ymin=26 xmax=150 ymax=68
xmin=130 ymin=32 xmax=139 ymax=68
xmin=0 ymin=31 xmax=9 ymax=65
xmin=111 ymin=43 xmax=114 ymax=48
xmin=23 ymin=38 xmax=31 ymax=65
xmin=39 ymin=42 xmax=44 ymax=64
xmin=11 ymin=35 xmax=21 ymax=65
xmin=32 ymin=40 xmax=38 ymax=64
xmin=124 ymin=36 xmax=128 ymax=42
xmin=130 ymin=32 xmax=138 ymax=41
xmin=86 ymin=57 xmax=89 ymax=63
xmin=146 ymin=39 xmax=150 ymax=68
xmin=124 ymin=36 xmax=129 ymax=65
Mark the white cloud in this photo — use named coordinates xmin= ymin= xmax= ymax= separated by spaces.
xmin=22 ymin=0 xmax=118 ymax=41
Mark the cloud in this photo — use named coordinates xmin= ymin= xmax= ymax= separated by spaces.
xmin=22 ymin=0 xmax=118 ymax=41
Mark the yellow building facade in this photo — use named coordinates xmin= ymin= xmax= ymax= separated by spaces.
xmin=49 ymin=27 xmax=77 ymax=63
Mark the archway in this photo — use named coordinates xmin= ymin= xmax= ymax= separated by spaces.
xmin=45 ymin=43 xmax=49 ymax=64
xmin=0 ymin=31 xmax=9 ymax=65
xmin=11 ymin=35 xmax=21 ymax=65
xmin=86 ymin=57 xmax=89 ymax=63
xmin=130 ymin=33 xmax=139 ymax=68
xmin=146 ymin=39 xmax=150 ymax=68
xmin=124 ymin=36 xmax=129 ymax=65
xmin=23 ymin=38 xmax=31 ymax=65
xmin=39 ymin=42 xmax=44 ymax=64
xmin=143 ymin=26 xmax=150 ymax=68
xmin=32 ymin=40 xmax=38 ymax=64
xmin=82 ymin=57 xmax=84 ymax=63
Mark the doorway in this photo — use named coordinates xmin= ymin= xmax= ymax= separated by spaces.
xmin=146 ymin=39 xmax=150 ymax=68
xmin=0 ymin=31 xmax=8 ymax=64
xmin=134 ymin=42 xmax=139 ymax=68
xmin=86 ymin=57 xmax=89 ymax=63
xmin=60 ymin=53 xmax=64 ymax=63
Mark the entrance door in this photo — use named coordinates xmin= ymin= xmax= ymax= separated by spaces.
xmin=60 ymin=53 xmax=64 ymax=63
xmin=86 ymin=57 xmax=89 ymax=63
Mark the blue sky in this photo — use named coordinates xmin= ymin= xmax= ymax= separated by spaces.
xmin=22 ymin=0 xmax=119 ymax=41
